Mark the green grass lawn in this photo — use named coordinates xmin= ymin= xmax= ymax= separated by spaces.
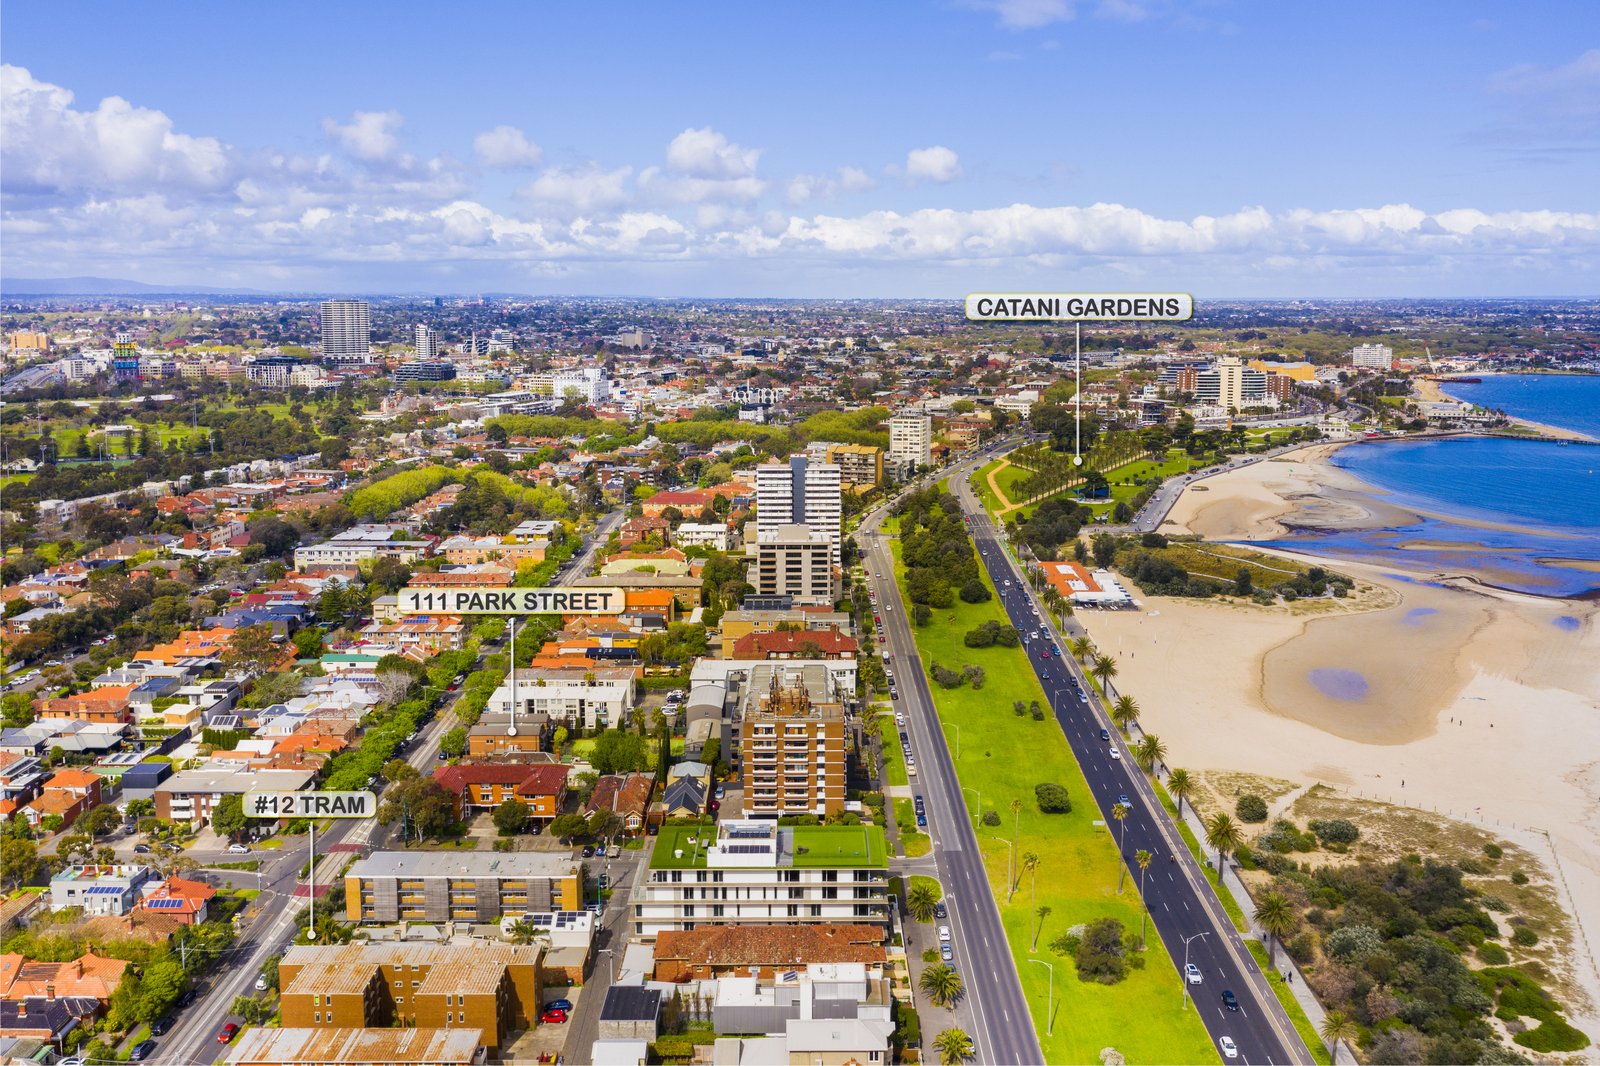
xmin=891 ymin=530 xmax=1218 ymax=1064
xmin=911 ymin=874 xmax=943 ymax=901
xmin=879 ymin=711 xmax=909 ymax=787
xmin=971 ymin=459 xmax=1008 ymax=518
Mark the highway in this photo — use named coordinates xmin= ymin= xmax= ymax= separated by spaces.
xmin=154 ymin=508 xmax=622 ymax=1065
xmin=944 ymin=457 xmax=1314 ymax=1066
xmin=858 ymin=452 xmax=1044 ymax=1066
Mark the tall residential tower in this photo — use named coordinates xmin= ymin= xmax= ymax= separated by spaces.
xmin=319 ymin=300 xmax=371 ymax=363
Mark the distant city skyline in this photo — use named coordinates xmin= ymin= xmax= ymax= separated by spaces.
xmin=2 ymin=1 xmax=1598 ymax=296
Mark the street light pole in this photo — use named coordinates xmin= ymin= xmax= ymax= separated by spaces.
xmin=995 ymin=836 xmax=1015 ymax=899
xmin=961 ymin=786 xmax=980 ymax=824
xmin=1030 ymin=958 xmax=1055 ymax=1036
xmin=1180 ymin=931 xmax=1210 ymax=1010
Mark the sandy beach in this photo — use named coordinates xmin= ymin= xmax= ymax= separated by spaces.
xmin=1086 ymin=451 xmax=1600 ymax=1034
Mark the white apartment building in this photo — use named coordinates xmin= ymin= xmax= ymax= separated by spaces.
xmin=319 ymin=300 xmax=371 ymax=363
xmin=292 ymin=524 xmax=430 ymax=569
xmin=754 ymin=457 xmax=842 ymax=564
xmin=630 ymin=820 xmax=889 ymax=939
xmin=1192 ymin=357 xmax=1270 ymax=412
xmin=415 ymin=324 xmax=439 ymax=361
xmin=486 ymin=666 xmax=638 ymax=730
xmin=754 ymin=525 xmax=837 ymax=607
xmin=674 ymin=523 xmax=732 ymax=551
xmin=1350 ymin=343 xmax=1394 ymax=370
xmin=887 ymin=413 xmax=932 ymax=470
xmin=533 ymin=367 xmax=611 ymax=405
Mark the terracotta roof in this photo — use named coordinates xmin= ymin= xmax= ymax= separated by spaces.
xmin=653 ymin=924 xmax=886 ymax=969
xmin=433 ymin=763 xmax=535 ymax=791
xmin=512 ymin=764 xmax=570 ymax=798
xmin=0 ymin=951 xmax=128 ymax=1002
xmin=732 ymin=629 xmax=858 ymax=657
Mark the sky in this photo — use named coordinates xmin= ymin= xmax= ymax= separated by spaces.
xmin=2 ymin=0 xmax=1598 ymax=297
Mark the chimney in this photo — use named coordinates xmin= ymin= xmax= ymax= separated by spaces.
xmin=45 ymin=984 xmax=56 ymax=1001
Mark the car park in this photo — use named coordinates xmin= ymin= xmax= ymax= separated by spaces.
xmin=1221 ymin=989 xmax=1239 ymax=1011
xmin=1219 ymin=1036 xmax=1238 ymax=1059
xmin=1185 ymin=964 xmax=1202 ymax=984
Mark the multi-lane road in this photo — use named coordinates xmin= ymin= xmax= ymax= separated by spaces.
xmin=945 ymin=457 xmax=1313 ymax=1065
xmin=858 ymin=465 xmax=1044 ymax=1066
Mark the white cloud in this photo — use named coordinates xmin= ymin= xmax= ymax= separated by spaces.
xmin=905 ymin=145 xmax=963 ymax=184
xmin=472 ymin=124 xmax=544 ymax=168
xmin=518 ymin=163 xmax=633 ymax=214
xmin=321 ymin=110 xmax=404 ymax=162
xmin=1485 ymin=49 xmax=1600 ymax=144
xmin=785 ymin=166 xmax=877 ymax=204
xmin=0 ymin=64 xmax=232 ymax=195
xmin=970 ymin=0 xmax=1075 ymax=29
xmin=665 ymin=127 xmax=761 ymax=179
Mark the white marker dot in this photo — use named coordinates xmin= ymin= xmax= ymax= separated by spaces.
xmin=1073 ymin=456 xmax=1084 ymax=467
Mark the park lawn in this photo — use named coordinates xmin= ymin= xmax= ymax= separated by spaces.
xmin=993 ymin=461 xmax=1032 ymax=506
xmin=0 ymin=473 xmax=34 ymax=488
xmin=879 ymin=711 xmax=909 ymax=787
xmin=890 ymin=533 xmax=1218 ymax=1064
xmin=971 ymin=460 xmax=1007 ymax=519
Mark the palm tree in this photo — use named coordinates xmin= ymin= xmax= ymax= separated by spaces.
xmin=919 ymin=963 xmax=965 ymax=1008
xmin=1136 ymin=849 xmax=1153 ymax=947
xmin=505 ymin=918 xmax=540 ymax=945
xmin=1135 ymin=733 xmax=1167 ymax=775
xmin=1206 ymin=811 xmax=1245 ymax=870
xmin=1020 ymin=850 xmax=1039 ymax=914
xmin=1068 ymin=635 xmax=1095 ymax=665
xmin=1090 ymin=653 xmax=1118 ymax=693
xmin=1167 ymin=768 xmax=1193 ymax=819
xmin=907 ymin=882 xmax=940 ymax=923
xmin=1256 ymin=891 xmax=1297 ymax=971
xmin=1111 ymin=694 xmax=1140 ymax=735
xmin=933 ymin=1027 xmax=976 ymax=1065
xmin=1319 ymin=1009 xmax=1358 ymax=1064
xmin=1112 ymin=803 xmax=1130 ymax=892
xmin=1010 ymin=797 xmax=1023 ymax=862
xmin=1033 ymin=904 xmax=1051 ymax=951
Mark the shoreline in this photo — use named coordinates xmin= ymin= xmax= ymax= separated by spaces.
xmin=1096 ymin=449 xmax=1600 ymax=1034
xmin=1418 ymin=374 xmax=1600 ymax=443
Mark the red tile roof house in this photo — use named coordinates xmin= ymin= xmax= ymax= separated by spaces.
xmin=586 ymin=772 xmax=654 ymax=835
xmin=433 ymin=763 xmax=540 ymax=819
xmin=731 ymin=627 xmax=859 ymax=661
xmin=134 ymin=875 xmax=216 ymax=925
xmin=21 ymin=769 xmax=104 ymax=830
xmin=651 ymin=924 xmax=887 ymax=982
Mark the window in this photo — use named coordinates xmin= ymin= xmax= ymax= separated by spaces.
xmin=314 ymin=1012 xmax=322 ymax=1023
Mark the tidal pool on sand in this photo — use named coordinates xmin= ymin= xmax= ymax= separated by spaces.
xmin=1309 ymin=667 xmax=1369 ymax=701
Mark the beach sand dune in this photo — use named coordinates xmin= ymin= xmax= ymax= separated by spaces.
xmin=1086 ymin=448 xmax=1600 ymax=1032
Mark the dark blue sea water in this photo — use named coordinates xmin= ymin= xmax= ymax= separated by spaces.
xmin=1439 ymin=374 xmax=1600 ymax=440
xmin=1256 ymin=376 xmax=1600 ymax=598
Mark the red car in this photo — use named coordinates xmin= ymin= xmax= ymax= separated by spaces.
xmin=218 ymin=1023 xmax=240 ymax=1044
xmin=540 ymin=1007 xmax=570 ymax=1025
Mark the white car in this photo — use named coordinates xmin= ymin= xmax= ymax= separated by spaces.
xmin=1109 ymin=747 xmax=1122 ymax=761
xmin=227 ymin=843 xmax=251 ymax=854
xmin=1219 ymin=1036 xmax=1238 ymax=1059
xmin=1185 ymin=963 xmax=1202 ymax=984
xmin=938 ymin=925 xmax=951 ymax=942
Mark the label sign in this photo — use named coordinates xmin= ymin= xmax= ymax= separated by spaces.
xmin=398 ymin=586 xmax=624 ymax=615
xmin=245 ymin=790 xmax=376 ymax=820
xmin=965 ymin=292 xmax=1194 ymax=322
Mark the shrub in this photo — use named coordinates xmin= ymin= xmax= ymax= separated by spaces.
xmin=962 ymin=626 xmax=995 ymax=648
xmin=1308 ymin=818 xmax=1359 ymax=845
xmin=1478 ymin=941 xmax=1510 ymax=965
xmin=1235 ymin=794 xmax=1268 ymax=822
xmin=1140 ymin=532 xmax=1168 ymax=548
xmin=980 ymin=810 xmax=1001 ymax=827
xmin=1482 ymin=842 xmax=1503 ymax=860
xmin=1286 ymin=931 xmax=1317 ymax=964
xmin=1259 ymin=818 xmax=1316 ymax=853
xmin=1512 ymin=926 xmax=1539 ymax=947
xmin=958 ymin=579 xmax=992 ymax=603
xmin=1517 ymin=1017 xmax=1592 ymax=1054
xmin=1481 ymin=895 xmax=1509 ymax=912
xmin=1324 ymin=924 xmax=1383 ymax=961
xmin=1074 ymin=917 xmax=1127 ymax=984
xmin=1050 ymin=931 xmax=1081 ymax=957
xmin=1511 ymin=870 xmax=1529 ymax=885
xmin=922 ymin=947 xmax=940 ymax=963
xmin=1035 ymin=783 xmax=1071 ymax=814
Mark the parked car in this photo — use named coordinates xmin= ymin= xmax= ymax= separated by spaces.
xmin=255 ymin=973 xmax=269 ymax=991
xmin=149 ymin=1016 xmax=171 ymax=1036
xmin=134 ymin=844 xmax=153 ymax=855
xmin=581 ymin=846 xmax=595 ymax=858
xmin=228 ymin=843 xmax=251 ymax=854
xmin=938 ymin=925 xmax=951 ymax=942
xmin=540 ymin=1007 xmax=569 ymax=1025
xmin=940 ymin=943 xmax=954 ymax=962
xmin=218 ymin=1023 xmax=239 ymax=1044
xmin=713 ymin=785 xmax=726 ymax=800
xmin=546 ymin=997 xmax=573 ymax=1012
xmin=595 ymin=844 xmax=607 ymax=858
xmin=1221 ymin=989 xmax=1239 ymax=1012
xmin=933 ymin=902 xmax=947 ymax=919
xmin=128 ymin=1040 xmax=158 ymax=1062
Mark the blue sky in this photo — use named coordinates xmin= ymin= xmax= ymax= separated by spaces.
xmin=2 ymin=1 xmax=1597 ymax=296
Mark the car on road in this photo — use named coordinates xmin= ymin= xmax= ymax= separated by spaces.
xmin=256 ymin=973 xmax=269 ymax=991
xmin=218 ymin=1023 xmax=240 ymax=1044
xmin=128 ymin=1039 xmax=158 ymax=1061
xmin=1109 ymin=747 xmax=1122 ymax=760
xmin=940 ymin=942 xmax=954 ymax=962
xmin=540 ymin=1007 xmax=569 ymax=1024
xmin=938 ymin=925 xmax=951 ymax=942
xmin=1185 ymin=963 xmax=1202 ymax=984
xmin=1221 ymin=989 xmax=1239 ymax=1012
xmin=595 ymin=844 xmax=607 ymax=857
xmin=933 ymin=902 xmax=947 ymax=919
xmin=228 ymin=843 xmax=251 ymax=854
xmin=1219 ymin=1036 xmax=1238 ymax=1058
xmin=1118 ymin=794 xmax=1130 ymax=810
xmin=149 ymin=1016 xmax=172 ymax=1036
xmin=1099 ymin=728 xmax=1110 ymax=741
xmin=890 ymin=689 xmax=899 ymax=700
xmin=581 ymin=846 xmax=595 ymax=858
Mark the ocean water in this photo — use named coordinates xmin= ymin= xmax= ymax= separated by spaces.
xmin=1440 ymin=374 xmax=1600 ymax=440
xmin=1257 ymin=376 xmax=1600 ymax=598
